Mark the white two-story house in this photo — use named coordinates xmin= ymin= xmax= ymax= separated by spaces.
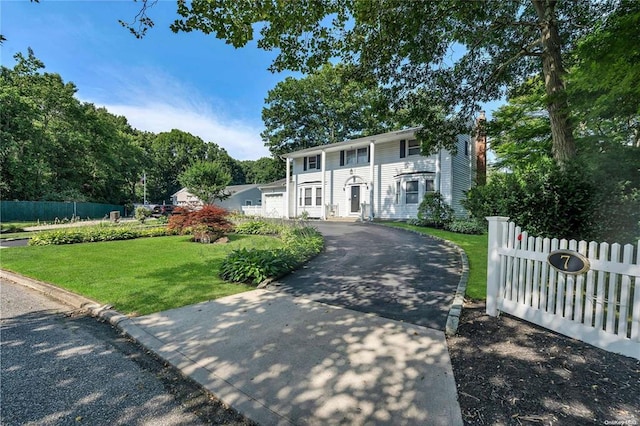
xmin=263 ymin=126 xmax=476 ymax=220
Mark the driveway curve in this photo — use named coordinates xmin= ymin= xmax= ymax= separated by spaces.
xmin=269 ymin=222 xmax=462 ymax=331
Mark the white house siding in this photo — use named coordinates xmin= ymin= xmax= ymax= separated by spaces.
xmin=218 ymin=187 xmax=262 ymax=212
xmin=281 ymin=127 xmax=474 ymax=221
xmin=374 ymin=139 xmax=438 ymax=220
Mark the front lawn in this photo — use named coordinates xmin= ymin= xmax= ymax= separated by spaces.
xmin=382 ymin=222 xmax=488 ymax=300
xmin=1 ymin=234 xmax=283 ymax=315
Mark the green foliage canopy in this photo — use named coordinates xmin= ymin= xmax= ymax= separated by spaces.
xmin=261 ymin=63 xmax=396 ymax=156
xmin=178 ymin=160 xmax=232 ymax=205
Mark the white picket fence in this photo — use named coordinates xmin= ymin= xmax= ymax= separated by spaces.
xmin=486 ymin=217 xmax=640 ymax=360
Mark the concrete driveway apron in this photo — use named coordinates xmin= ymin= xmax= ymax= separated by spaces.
xmin=268 ymin=222 xmax=461 ymax=331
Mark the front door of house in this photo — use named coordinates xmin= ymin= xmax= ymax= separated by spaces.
xmin=350 ymin=185 xmax=360 ymax=213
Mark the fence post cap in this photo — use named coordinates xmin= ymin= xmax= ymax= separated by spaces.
xmin=485 ymin=216 xmax=510 ymax=223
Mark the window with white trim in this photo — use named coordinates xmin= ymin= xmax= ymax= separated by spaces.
xmin=299 ymin=185 xmax=323 ymax=207
xmin=245 ymin=200 xmax=252 ymax=206
xmin=341 ymin=147 xmax=369 ymax=166
xmin=304 ymin=188 xmax=313 ymax=206
xmin=425 ymin=179 xmax=435 ymax=193
xmin=406 ymin=180 xmax=419 ymax=204
xmin=395 ymin=181 xmax=401 ymax=204
xmin=407 ymin=139 xmax=420 ymax=156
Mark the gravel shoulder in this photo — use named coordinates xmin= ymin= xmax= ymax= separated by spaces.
xmin=448 ymin=301 xmax=640 ymax=425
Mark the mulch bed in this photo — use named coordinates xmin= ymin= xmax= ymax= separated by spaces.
xmin=447 ymin=301 xmax=640 ymax=425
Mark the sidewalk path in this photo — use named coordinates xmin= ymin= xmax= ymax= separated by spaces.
xmin=127 ymin=290 xmax=462 ymax=425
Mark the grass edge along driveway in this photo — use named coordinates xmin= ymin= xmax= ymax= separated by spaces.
xmin=381 ymin=222 xmax=488 ymax=300
xmin=0 ymin=234 xmax=283 ymax=316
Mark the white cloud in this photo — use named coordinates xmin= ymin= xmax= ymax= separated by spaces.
xmin=84 ymin=67 xmax=271 ymax=161
xmin=104 ymin=102 xmax=270 ymax=161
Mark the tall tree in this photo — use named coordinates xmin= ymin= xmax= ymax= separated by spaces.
xmin=178 ymin=160 xmax=231 ymax=205
xmin=240 ymin=157 xmax=285 ymax=184
xmin=127 ymin=0 xmax=609 ymax=165
xmin=261 ymin=63 xmax=395 ymax=156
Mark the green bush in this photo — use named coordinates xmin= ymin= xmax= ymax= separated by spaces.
xmin=135 ymin=206 xmax=152 ymax=223
xmin=28 ymin=225 xmax=169 ymax=246
xmin=220 ymin=224 xmax=323 ymax=285
xmin=445 ymin=218 xmax=486 ymax=235
xmin=219 ymin=248 xmax=297 ymax=284
xmin=462 ymin=159 xmax=640 ymax=243
xmin=416 ymin=192 xmax=454 ymax=229
xmin=234 ymin=220 xmax=284 ymax=235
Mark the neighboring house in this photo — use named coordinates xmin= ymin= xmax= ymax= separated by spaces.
xmin=171 ymin=184 xmax=262 ymax=212
xmin=171 ymin=187 xmax=204 ymax=209
xmin=263 ymin=126 xmax=479 ymax=220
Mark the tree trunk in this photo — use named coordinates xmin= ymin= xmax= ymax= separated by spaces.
xmin=532 ymin=0 xmax=576 ymax=166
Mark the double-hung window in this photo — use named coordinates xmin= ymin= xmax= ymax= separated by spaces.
xmin=303 ymin=154 xmax=321 ymax=171
xmin=407 ymin=140 xmax=420 ymax=156
xmin=304 ymin=188 xmax=313 ymax=206
xmin=406 ymin=180 xmax=419 ymax=204
xmin=340 ymin=147 xmax=369 ymax=166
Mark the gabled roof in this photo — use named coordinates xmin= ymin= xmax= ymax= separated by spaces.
xmin=280 ymin=127 xmax=422 ymax=159
xmin=258 ymin=178 xmax=288 ymax=190
xmin=172 ymin=184 xmax=260 ymax=199
xmin=224 ymin=183 xmax=260 ymax=196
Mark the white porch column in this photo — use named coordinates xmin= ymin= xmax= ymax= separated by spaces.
xmin=435 ymin=151 xmax=442 ymax=192
xmin=486 ymin=216 xmax=510 ymax=316
xmin=321 ymin=150 xmax=327 ymax=220
xmin=369 ymin=141 xmax=375 ymax=220
xmin=285 ymin=157 xmax=291 ymax=219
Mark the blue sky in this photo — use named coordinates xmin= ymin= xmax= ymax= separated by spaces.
xmin=2 ymin=1 xmax=501 ymax=162
xmin=2 ymin=0 xmax=291 ymax=160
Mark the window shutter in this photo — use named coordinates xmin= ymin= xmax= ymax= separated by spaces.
xmin=400 ymin=140 xmax=406 ymax=158
xmin=340 ymin=150 xmax=345 ymax=166
xmin=316 ymin=154 xmax=321 ymax=169
xmin=367 ymin=147 xmax=371 ymax=163
xmin=303 ymin=157 xmax=307 ymax=171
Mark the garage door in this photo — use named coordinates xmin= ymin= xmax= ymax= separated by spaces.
xmin=263 ymin=193 xmax=284 ymax=217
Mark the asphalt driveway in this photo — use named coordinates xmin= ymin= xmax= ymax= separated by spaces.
xmin=268 ymin=222 xmax=462 ymax=331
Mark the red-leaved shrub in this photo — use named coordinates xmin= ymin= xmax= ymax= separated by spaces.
xmin=167 ymin=205 xmax=233 ymax=242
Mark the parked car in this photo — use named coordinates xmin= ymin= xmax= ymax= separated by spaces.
xmin=151 ymin=205 xmax=175 ymax=217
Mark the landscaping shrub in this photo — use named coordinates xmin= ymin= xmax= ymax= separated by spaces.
xmin=135 ymin=206 xmax=151 ymax=223
xmin=28 ymin=225 xmax=169 ymax=246
xmin=219 ymin=248 xmax=297 ymax=284
xmin=220 ymin=223 xmax=323 ymax=285
xmin=445 ymin=218 xmax=486 ymax=235
xmin=234 ymin=219 xmax=284 ymax=235
xmin=167 ymin=205 xmax=233 ymax=242
xmin=461 ymin=160 xmax=640 ymax=242
xmin=416 ymin=192 xmax=454 ymax=229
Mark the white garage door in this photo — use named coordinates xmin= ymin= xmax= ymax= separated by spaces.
xmin=263 ymin=193 xmax=284 ymax=217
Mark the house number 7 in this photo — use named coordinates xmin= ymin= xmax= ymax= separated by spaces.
xmin=560 ymin=255 xmax=571 ymax=270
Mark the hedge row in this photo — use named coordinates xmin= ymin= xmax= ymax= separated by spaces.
xmin=28 ymin=225 xmax=170 ymax=246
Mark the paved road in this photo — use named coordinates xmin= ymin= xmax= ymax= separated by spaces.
xmin=269 ymin=222 xmax=461 ymax=330
xmin=0 ymin=279 xmax=241 ymax=426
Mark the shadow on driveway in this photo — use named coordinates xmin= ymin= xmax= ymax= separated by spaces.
xmin=268 ymin=222 xmax=462 ymax=331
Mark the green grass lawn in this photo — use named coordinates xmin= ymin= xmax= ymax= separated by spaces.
xmin=1 ymin=234 xmax=283 ymax=315
xmin=382 ymin=222 xmax=488 ymax=300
